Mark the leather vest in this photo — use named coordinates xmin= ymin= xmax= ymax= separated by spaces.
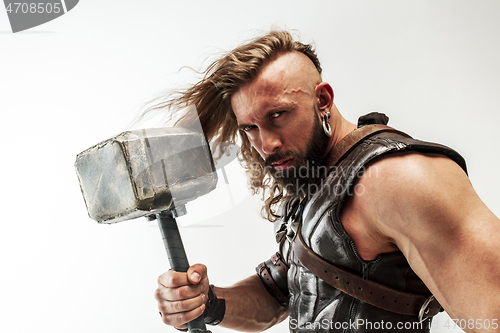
xmin=275 ymin=129 xmax=467 ymax=333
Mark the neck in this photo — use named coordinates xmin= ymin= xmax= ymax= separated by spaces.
xmin=324 ymin=115 xmax=357 ymax=168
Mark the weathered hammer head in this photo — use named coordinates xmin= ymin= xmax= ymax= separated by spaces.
xmin=75 ymin=127 xmax=217 ymax=224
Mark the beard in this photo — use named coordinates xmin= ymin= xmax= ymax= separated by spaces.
xmin=264 ymin=113 xmax=330 ymax=198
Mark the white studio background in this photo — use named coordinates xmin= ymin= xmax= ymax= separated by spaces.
xmin=1 ymin=1 xmax=499 ymax=333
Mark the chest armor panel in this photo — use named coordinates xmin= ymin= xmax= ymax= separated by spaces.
xmin=280 ymin=131 xmax=466 ymax=333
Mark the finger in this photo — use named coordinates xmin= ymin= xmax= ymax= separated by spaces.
xmin=159 ymin=293 xmax=206 ymax=315
xmin=155 ymin=282 xmax=203 ymax=302
xmin=159 ymin=302 xmax=206 ymax=328
xmin=158 ymin=270 xmax=189 ymax=288
xmin=187 ymin=263 xmax=208 ymax=286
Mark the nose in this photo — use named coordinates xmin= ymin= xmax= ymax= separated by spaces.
xmin=260 ymin=129 xmax=282 ymax=156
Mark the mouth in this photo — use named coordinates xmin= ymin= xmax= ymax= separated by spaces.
xmin=272 ymin=158 xmax=294 ymax=171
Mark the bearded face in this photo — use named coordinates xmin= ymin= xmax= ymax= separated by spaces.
xmin=264 ymin=112 xmax=330 ymax=198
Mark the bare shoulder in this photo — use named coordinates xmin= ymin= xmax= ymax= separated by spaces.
xmin=363 ymin=150 xmax=469 ymax=194
xmin=356 ymin=151 xmax=475 ymax=239
xmin=351 ymin=149 xmax=500 ymax=272
xmin=341 ymin=151 xmax=473 ymax=259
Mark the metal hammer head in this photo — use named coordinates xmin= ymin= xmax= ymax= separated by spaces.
xmin=75 ymin=127 xmax=217 ymax=224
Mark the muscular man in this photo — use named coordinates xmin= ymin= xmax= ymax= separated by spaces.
xmin=153 ymin=31 xmax=500 ymax=332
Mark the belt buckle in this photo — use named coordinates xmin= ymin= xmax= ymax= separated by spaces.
xmin=418 ymin=295 xmax=441 ymax=322
xmin=286 ymin=221 xmax=299 ymax=243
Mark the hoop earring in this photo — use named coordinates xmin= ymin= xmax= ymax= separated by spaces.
xmin=322 ymin=111 xmax=332 ymax=137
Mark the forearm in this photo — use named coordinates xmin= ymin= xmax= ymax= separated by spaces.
xmin=214 ymin=274 xmax=289 ymax=332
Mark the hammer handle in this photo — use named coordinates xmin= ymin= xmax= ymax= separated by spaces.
xmin=157 ymin=211 xmax=210 ymax=333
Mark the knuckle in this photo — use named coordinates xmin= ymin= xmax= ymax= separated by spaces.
xmin=197 ymin=263 xmax=208 ymax=275
xmin=176 ymin=312 xmax=188 ymax=325
xmin=165 ymin=274 xmax=177 ymax=287
xmin=177 ymin=284 xmax=200 ymax=299
xmin=177 ymin=285 xmax=190 ymax=298
xmin=159 ymin=271 xmax=178 ymax=287
xmin=158 ymin=302 xmax=168 ymax=314
xmin=172 ymin=300 xmax=185 ymax=312
xmin=193 ymin=263 xmax=206 ymax=270
xmin=161 ymin=313 xmax=174 ymax=325
xmin=154 ymin=288 xmax=162 ymax=301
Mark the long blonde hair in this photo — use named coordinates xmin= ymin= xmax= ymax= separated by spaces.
xmin=143 ymin=30 xmax=322 ymax=221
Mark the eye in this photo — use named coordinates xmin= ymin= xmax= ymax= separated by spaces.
xmin=241 ymin=125 xmax=257 ymax=132
xmin=271 ymin=111 xmax=285 ymax=119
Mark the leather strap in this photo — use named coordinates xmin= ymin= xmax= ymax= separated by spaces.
xmin=292 ymin=227 xmax=442 ymax=320
xmin=257 ymin=259 xmax=289 ymax=305
xmin=291 ymin=124 xmax=442 ymax=321
xmin=204 ymin=285 xmax=225 ymax=325
xmin=327 ymin=124 xmax=411 ymax=167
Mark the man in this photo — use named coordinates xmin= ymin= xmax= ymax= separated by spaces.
xmin=153 ymin=31 xmax=500 ymax=332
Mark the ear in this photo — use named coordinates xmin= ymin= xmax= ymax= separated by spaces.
xmin=315 ymin=82 xmax=334 ymax=115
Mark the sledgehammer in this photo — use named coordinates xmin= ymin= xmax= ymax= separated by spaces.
xmin=75 ymin=127 xmax=217 ymax=333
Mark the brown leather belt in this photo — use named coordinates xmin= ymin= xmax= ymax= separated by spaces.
xmin=291 ymin=225 xmax=442 ymax=321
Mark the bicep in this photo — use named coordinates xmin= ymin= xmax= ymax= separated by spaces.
xmin=361 ymin=152 xmax=500 ymax=320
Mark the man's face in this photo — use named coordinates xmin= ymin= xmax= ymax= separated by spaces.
xmin=265 ymin=111 xmax=329 ymax=194
xmin=231 ymin=52 xmax=330 ymax=196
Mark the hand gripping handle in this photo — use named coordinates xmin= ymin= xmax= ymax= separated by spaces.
xmin=157 ymin=210 xmax=210 ymax=333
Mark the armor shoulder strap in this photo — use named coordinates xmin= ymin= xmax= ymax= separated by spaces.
xmin=329 ymin=124 xmax=411 ymax=167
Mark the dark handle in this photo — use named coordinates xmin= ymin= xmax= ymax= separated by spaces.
xmin=157 ymin=210 xmax=210 ymax=333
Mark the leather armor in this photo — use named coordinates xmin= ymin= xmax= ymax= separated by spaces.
xmin=257 ymin=116 xmax=467 ymax=332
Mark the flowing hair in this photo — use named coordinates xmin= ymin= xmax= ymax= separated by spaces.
xmin=142 ymin=30 xmax=322 ymax=221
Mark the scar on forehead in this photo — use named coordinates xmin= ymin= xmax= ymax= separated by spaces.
xmin=258 ymin=52 xmax=321 ymax=94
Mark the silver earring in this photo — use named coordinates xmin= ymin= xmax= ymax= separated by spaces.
xmin=322 ymin=111 xmax=332 ymax=137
